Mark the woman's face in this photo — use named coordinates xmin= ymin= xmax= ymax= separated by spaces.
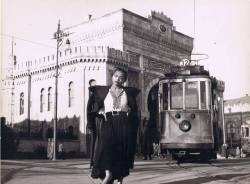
xmin=112 ymin=70 xmax=126 ymax=86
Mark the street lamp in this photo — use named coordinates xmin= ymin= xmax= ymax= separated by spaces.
xmin=52 ymin=20 xmax=70 ymax=160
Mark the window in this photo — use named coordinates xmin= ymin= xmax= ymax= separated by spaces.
xmin=170 ymin=82 xmax=183 ymax=109
xmin=169 ymin=80 xmax=209 ymax=110
xmin=242 ymin=126 xmax=250 ymax=138
xmin=185 ymin=81 xmax=199 ymax=109
xmin=162 ymin=82 xmax=168 ymax=110
xmin=20 ymin=92 xmax=24 ymax=115
xmin=68 ymin=82 xmax=74 ymax=107
xmin=48 ymin=87 xmax=52 ymax=111
xmin=40 ymin=88 xmax=45 ymax=112
xmin=246 ymin=127 xmax=249 ymax=137
xmin=227 ymin=122 xmax=236 ymax=135
xmin=200 ymin=81 xmax=207 ymax=109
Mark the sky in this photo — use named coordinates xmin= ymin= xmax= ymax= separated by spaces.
xmin=1 ymin=0 xmax=250 ymax=100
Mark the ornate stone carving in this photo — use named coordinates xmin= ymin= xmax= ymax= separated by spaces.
xmin=123 ymin=20 xmax=193 ymax=53
xmin=149 ymin=11 xmax=173 ymax=25
xmin=143 ymin=72 xmax=160 ymax=88
xmin=124 ymin=34 xmax=181 ymax=62
xmin=127 ymin=51 xmax=139 ymax=67
xmin=144 ymin=57 xmax=172 ymax=73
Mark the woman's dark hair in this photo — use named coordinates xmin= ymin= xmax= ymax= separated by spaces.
xmin=112 ymin=67 xmax=128 ymax=81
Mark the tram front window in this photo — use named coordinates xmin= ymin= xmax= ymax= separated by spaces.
xmin=162 ymin=83 xmax=168 ymax=110
xmin=185 ymin=81 xmax=199 ymax=109
xmin=170 ymin=82 xmax=183 ymax=109
xmin=200 ymin=81 xmax=207 ymax=109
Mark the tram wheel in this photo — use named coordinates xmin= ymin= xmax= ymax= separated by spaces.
xmin=200 ymin=151 xmax=211 ymax=162
xmin=170 ymin=153 xmax=178 ymax=161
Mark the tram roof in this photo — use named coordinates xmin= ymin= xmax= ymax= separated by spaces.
xmin=164 ymin=65 xmax=210 ymax=78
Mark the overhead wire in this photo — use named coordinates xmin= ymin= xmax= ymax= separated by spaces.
xmin=1 ymin=33 xmax=56 ymax=49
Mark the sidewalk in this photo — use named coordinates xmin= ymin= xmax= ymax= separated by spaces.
xmin=1 ymin=159 xmax=98 ymax=184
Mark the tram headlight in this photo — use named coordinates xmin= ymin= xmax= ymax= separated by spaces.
xmin=190 ymin=113 xmax=196 ymax=119
xmin=179 ymin=120 xmax=191 ymax=132
xmin=175 ymin=113 xmax=181 ymax=119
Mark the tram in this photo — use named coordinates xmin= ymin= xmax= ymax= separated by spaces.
xmin=158 ymin=63 xmax=225 ymax=161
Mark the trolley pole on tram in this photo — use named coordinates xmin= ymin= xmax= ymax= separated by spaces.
xmin=52 ymin=20 xmax=70 ymax=160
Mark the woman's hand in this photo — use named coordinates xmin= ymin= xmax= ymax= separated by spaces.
xmin=98 ymin=110 xmax=107 ymax=121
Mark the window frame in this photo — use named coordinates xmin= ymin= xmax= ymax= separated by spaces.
xmin=241 ymin=125 xmax=250 ymax=138
xmin=159 ymin=78 xmax=211 ymax=111
xmin=68 ymin=81 xmax=74 ymax=108
xmin=40 ymin=88 xmax=45 ymax=113
xmin=48 ymin=87 xmax=52 ymax=111
xmin=20 ymin=92 xmax=24 ymax=115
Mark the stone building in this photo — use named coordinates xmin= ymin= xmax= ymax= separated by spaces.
xmin=224 ymin=94 xmax=250 ymax=153
xmin=1 ymin=9 xmax=193 ymax=154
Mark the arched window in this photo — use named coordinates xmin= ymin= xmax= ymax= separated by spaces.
xmin=20 ymin=92 xmax=24 ymax=115
xmin=227 ymin=122 xmax=236 ymax=134
xmin=40 ymin=88 xmax=45 ymax=112
xmin=68 ymin=82 xmax=74 ymax=107
xmin=226 ymin=121 xmax=236 ymax=147
xmin=48 ymin=87 xmax=52 ymax=111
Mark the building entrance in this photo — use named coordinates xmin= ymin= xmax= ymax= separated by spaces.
xmin=147 ymin=84 xmax=159 ymax=143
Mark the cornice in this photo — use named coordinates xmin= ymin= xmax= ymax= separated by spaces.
xmin=123 ymin=20 xmax=193 ymax=53
xmin=12 ymin=47 xmax=130 ymax=79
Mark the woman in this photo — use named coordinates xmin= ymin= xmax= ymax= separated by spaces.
xmin=87 ymin=67 xmax=140 ymax=184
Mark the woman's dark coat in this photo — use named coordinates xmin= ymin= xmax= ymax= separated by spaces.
xmin=87 ymin=85 xmax=140 ymax=170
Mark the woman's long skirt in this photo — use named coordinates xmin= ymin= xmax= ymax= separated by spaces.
xmin=91 ymin=112 xmax=130 ymax=180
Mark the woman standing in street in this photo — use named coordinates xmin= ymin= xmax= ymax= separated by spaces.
xmin=87 ymin=67 xmax=140 ymax=184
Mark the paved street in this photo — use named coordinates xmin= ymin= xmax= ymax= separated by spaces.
xmin=1 ymin=157 xmax=250 ymax=184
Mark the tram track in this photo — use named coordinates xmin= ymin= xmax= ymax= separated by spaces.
xmin=162 ymin=159 xmax=250 ymax=184
xmin=133 ymin=158 xmax=250 ymax=184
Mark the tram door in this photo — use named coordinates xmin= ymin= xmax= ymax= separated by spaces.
xmin=147 ymin=84 xmax=159 ymax=143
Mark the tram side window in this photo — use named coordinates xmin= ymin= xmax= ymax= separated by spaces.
xmin=185 ymin=82 xmax=199 ymax=109
xmin=162 ymin=83 xmax=168 ymax=110
xmin=170 ymin=82 xmax=183 ymax=109
xmin=200 ymin=81 xmax=207 ymax=109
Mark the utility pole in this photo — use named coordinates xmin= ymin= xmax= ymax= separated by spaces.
xmin=52 ymin=20 xmax=70 ymax=160
xmin=10 ymin=37 xmax=16 ymax=127
xmin=27 ymin=61 xmax=31 ymax=137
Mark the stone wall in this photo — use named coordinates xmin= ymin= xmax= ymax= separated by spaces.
xmin=17 ymin=139 xmax=80 ymax=153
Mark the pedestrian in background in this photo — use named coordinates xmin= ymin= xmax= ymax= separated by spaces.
xmin=87 ymin=67 xmax=140 ymax=184
xmin=142 ymin=117 xmax=153 ymax=160
xmin=87 ymin=79 xmax=97 ymax=168
xmin=58 ymin=143 xmax=65 ymax=160
xmin=47 ymin=138 xmax=53 ymax=160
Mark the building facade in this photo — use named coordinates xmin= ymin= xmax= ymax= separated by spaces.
xmin=1 ymin=9 xmax=193 ymax=154
xmin=224 ymin=94 xmax=250 ymax=154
